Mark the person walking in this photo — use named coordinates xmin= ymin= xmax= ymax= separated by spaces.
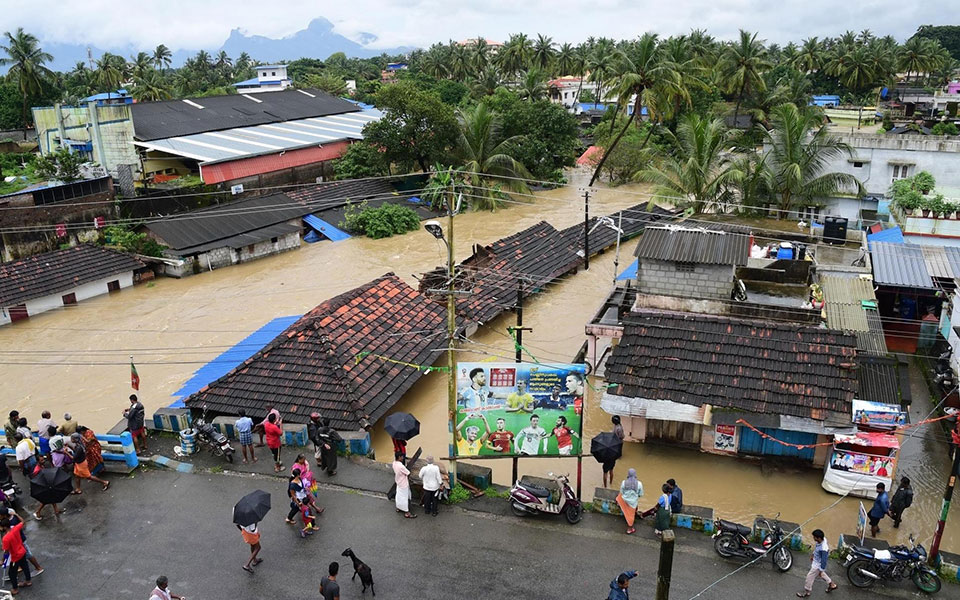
xmin=667 ymin=478 xmax=683 ymax=514
xmin=238 ymin=522 xmax=262 ymax=574
xmin=4 ymin=509 xmax=44 ymax=579
xmin=318 ymin=417 xmax=341 ymax=476
xmin=285 ymin=470 xmax=304 ymax=525
xmin=263 ymin=413 xmax=283 ymax=472
xmin=79 ymin=426 xmax=104 ymax=477
xmin=797 ymin=528 xmax=837 ymax=597
xmin=653 ymin=483 xmax=672 ymax=537
xmin=868 ymin=482 xmax=889 ymax=537
xmin=393 ymin=452 xmax=416 ymax=518
xmin=150 ymin=575 xmax=187 ymax=600
xmin=31 ymin=455 xmax=64 ymax=521
xmin=603 ymin=416 xmax=626 ymax=488
xmin=69 ymin=433 xmax=110 ymax=493
xmin=122 ymin=394 xmax=147 ymax=454
xmin=888 ymin=477 xmax=913 ymax=529
xmin=606 ymin=569 xmax=638 ymax=600
xmin=419 ymin=456 xmax=443 ymax=517
xmin=1 ymin=517 xmax=32 ymax=594
xmin=616 ymin=468 xmax=643 ymax=535
xmin=320 ymin=562 xmax=340 ymax=600
xmin=234 ymin=410 xmax=256 ymax=464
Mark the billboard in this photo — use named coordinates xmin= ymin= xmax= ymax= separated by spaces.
xmin=454 ymin=362 xmax=586 ymax=457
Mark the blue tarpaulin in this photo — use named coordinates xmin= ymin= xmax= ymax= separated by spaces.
xmin=616 ymin=259 xmax=638 ymax=281
xmin=867 ymin=226 xmax=904 ymax=249
xmin=303 ymin=214 xmax=351 ymax=241
xmin=168 ymin=315 xmax=301 ymax=407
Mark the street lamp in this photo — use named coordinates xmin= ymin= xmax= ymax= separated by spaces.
xmin=589 ymin=214 xmax=625 ymax=286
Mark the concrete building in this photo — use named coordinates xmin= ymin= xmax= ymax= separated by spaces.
xmin=32 ymin=103 xmax=138 ymax=179
xmin=0 ymin=245 xmax=144 ymax=326
xmin=233 ymin=65 xmax=293 ymax=94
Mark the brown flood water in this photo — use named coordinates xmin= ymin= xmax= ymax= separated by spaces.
xmin=1 ymin=170 xmax=957 ymax=551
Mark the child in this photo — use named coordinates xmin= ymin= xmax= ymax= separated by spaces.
xmin=299 ymin=502 xmax=316 ymax=538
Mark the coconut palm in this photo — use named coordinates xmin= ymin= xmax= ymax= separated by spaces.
xmin=94 ymin=52 xmax=127 ymax=95
xmin=471 ymin=37 xmax=491 ymax=73
xmin=469 ymin=65 xmax=502 ymax=97
xmin=421 ymin=44 xmax=449 ymax=79
xmin=153 ymin=44 xmax=172 ymax=70
xmin=451 ymin=103 xmax=532 ymax=211
xmin=194 ymin=50 xmax=212 ymax=73
xmin=836 ymin=44 xmax=875 ymax=96
xmin=449 ymin=42 xmax=470 ymax=81
xmin=718 ymin=30 xmax=772 ymax=126
xmin=585 ymin=39 xmax=615 ymax=108
xmin=531 ymin=34 xmax=555 ymax=71
xmin=131 ymin=70 xmax=171 ymax=102
xmin=761 ymin=103 xmax=864 ymax=215
xmin=635 ymin=113 xmax=739 ymax=213
xmin=0 ymin=28 xmax=53 ymax=126
xmin=898 ymin=37 xmax=930 ymax=83
xmin=130 ymin=52 xmax=153 ymax=78
xmin=555 ymin=42 xmax=575 ymax=76
xmin=518 ymin=68 xmax=548 ymax=101
xmin=793 ymin=37 xmax=823 ymax=73
xmin=215 ymin=51 xmax=232 ymax=74
xmin=496 ymin=33 xmax=532 ymax=82
xmin=303 ymin=73 xmax=348 ymax=96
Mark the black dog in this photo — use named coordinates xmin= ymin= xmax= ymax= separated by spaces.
xmin=342 ymin=547 xmax=375 ymax=596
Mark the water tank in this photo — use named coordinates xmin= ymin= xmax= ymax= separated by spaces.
xmin=823 ymin=216 xmax=848 ymax=245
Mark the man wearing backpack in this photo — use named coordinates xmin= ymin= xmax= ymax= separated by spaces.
xmin=888 ymin=477 xmax=914 ymax=529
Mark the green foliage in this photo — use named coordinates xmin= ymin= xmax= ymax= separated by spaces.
xmin=912 ymin=25 xmax=960 ymax=61
xmin=287 ymin=58 xmax=327 ymax=82
xmin=483 ymin=486 xmax=510 ymax=499
xmin=891 ymin=172 xmax=948 ymax=214
xmin=102 ymin=225 xmax=167 ymax=257
xmin=340 ymin=202 xmax=421 ymax=239
xmin=881 ymin=112 xmax=894 ymax=132
xmin=592 ymin=117 xmax=657 ymax=184
xmin=913 ymin=171 xmax=936 ymax=193
xmin=333 ymin=142 xmax=389 ymax=180
xmin=579 ymin=88 xmax=597 ymax=104
xmin=301 ymin=73 xmax=348 ymax=96
xmin=33 ymin=147 xmax=86 ymax=182
xmin=396 ymin=71 xmax=469 ymax=106
xmin=932 ymin=122 xmax=959 ymax=136
xmin=446 ymin=484 xmax=470 ymax=504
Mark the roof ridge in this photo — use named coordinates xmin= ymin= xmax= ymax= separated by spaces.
xmin=630 ymin=309 xmax=856 ymax=339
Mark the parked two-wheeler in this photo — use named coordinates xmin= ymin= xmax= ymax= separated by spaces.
xmin=195 ymin=405 xmax=235 ymax=463
xmin=844 ymin=534 xmax=941 ymax=594
xmin=933 ymin=349 xmax=954 ymax=391
xmin=712 ymin=514 xmax=794 ymax=572
xmin=508 ymin=472 xmax=582 ymax=524
xmin=0 ymin=474 xmax=20 ymax=510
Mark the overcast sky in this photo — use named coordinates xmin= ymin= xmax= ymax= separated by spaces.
xmin=0 ymin=0 xmax=951 ymax=52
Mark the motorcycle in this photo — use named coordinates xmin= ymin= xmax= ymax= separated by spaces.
xmin=509 ymin=472 xmax=582 ymax=524
xmin=712 ymin=514 xmax=794 ymax=572
xmin=844 ymin=534 xmax=941 ymax=594
xmin=195 ymin=405 xmax=235 ymax=463
xmin=933 ymin=349 xmax=953 ymax=390
xmin=0 ymin=474 xmax=20 ymax=510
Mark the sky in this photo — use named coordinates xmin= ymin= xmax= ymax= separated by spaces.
xmin=0 ymin=0 xmax=952 ymax=52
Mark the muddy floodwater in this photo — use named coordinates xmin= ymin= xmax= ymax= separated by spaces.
xmin=2 ymin=172 xmax=957 ymax=551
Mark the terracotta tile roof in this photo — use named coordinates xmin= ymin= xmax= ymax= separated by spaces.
xmin=605 ymin=310 xmax=859 ymax=420
xmin=0 ymin=245 xmax=144 ymax=307
xmin=556 ymin=204 xmax=678 ymax=255
xmin=184 ymin=273 xmax=448 ymax=429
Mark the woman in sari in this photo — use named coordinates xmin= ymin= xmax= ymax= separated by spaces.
xmin=79 ymin=426 xmax=104 ymax=477
xmin=615 ymin=468 xmax=643 ymax=534
xmin=654 ymin=483 xmax=672 ymax=537
xmin=69 ymin=433 xmax=110 ymax=493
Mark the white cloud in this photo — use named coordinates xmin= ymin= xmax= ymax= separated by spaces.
xmin=0 ymin=0 xmax=950 ymax=53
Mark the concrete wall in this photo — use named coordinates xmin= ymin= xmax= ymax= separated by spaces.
xmin=0 ymin=270 xmax=134 ymax=326
xmin=164 ymin=230 xmax=301 ymax=278
xmin=638 ymin=259 xmax=733 ymax=300
xmin=32 ymin=104 xmax=138 ymax=178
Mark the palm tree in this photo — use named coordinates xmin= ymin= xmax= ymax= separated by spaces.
xmin=471 ymin=37 xmax=491 ymax=73
xmin=898 ymin=37 xmax=929 ymax=83
xmin=131 ymin=70 xmax=171 ymax=102
xmin=451 ymin=103 xmax=532 ymax=210
xmin=449 ymin=43 xmax=470 ymax=81
xmin=215 ymin=51 xmax=232 ymax=71
xmin=518 ymin=68 xmax=548 ymax=101
xmin=469 ymin=66 xmax=502 ymax=97
xmin=718 ymin=30 xmax=772 ymax=127
xmin=421 ymin=44 xmax=449 ymax=79
xmin=588 ymin=34 xmax=680 ymax=186
xmin=585 ymin=39 xmax=615 ymax=108
xmin=0 ymin=28 xmax=53 ymax=126
xmin=532 ymin=34 xmax=555 ymax=71
xmin=496 ymin=33 xmax=532 ymax=82
xmin=303 ymin=73 xmax=348 ymax=96
xmin=94 ymin=52 xmax=126 ymax=95
xmin=572 ymin=44 xmax=590 ymax=105
xmin=555 ymin=42 xmax=575 ymax=76
xmin=761 ymin=103 xmax=864 ymax=216
xmin=635 ymin=113 xmax=739 ymax=213
xmin=793 ymin=37 xmax=823 ymax=73
xmin=130 ymin=51 xmax=153 ymax=78
xmin=194 ymin=50 xmax=212 ymax=74
xmin=153 ymin=44 xmax=172 ymax=71
xmin=837 ymin=44 xmax=875 ymax=97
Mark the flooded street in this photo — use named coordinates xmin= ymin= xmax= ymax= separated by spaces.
xmin=2 ymin=172 xmax=958 ymax=551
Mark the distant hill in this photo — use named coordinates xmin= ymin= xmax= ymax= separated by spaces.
xmin=220 ymin=17 xmax=412 ymax=62
xmin=27 ymin=17 xmax=412 ymax=72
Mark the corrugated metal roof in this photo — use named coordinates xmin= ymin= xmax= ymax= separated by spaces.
xmin=945 ymin=246 xmax=960 ymax=280
xmin=857 ymin=355 xmax=900 ymax=404
xmin=134 ymin=108 xmax=381 ymax=163
xmin=132 ymin=88 xmax=360 ymax=141
xmin=634 ymin=226 xmax=749 ymax=266
xmin=866 ymin=226 xmax=904 ymax=248
xmin=871 ymin=242 xmax=934 ymax=288
xmin=166 ymin=222 xmax=302 ymax=256
xmin=820 ymin=274 xmax=887 ymax=354
xmin=922 ymin=245 xmax=956 ymax=279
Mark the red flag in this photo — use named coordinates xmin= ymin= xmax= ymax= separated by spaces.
xmin=131 ymin=358 xmax=140 ymax=391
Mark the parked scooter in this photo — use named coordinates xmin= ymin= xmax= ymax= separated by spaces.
xmin=844 ymin=534 xmax=941 ymax=594
xmin=712 ymin=514 xmax=794 ymax=572
xmin=195 ymin=405 xmax=235 ymax=463
xmin=933 ymin=349 xmax=954 ymax=391
xmin=509 ymin=473 xmax=582 ymax=524
xmin=0 ymin=475 xmax=20 ymax=510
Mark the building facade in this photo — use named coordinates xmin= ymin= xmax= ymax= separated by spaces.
xmin=233 ymin=65 xmax=293 ymax=93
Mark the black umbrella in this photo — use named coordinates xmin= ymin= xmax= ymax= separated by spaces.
xmin=233 ymin=489 xmax=272 ymax=526
xmin=30 ymin=467 xmax=74 ymax=505
xmin=590 ymin=432 xmax=623 ymax=464
xmin=384 ymin=412 xmax=420 ymax=441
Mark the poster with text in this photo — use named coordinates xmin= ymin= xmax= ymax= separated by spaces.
xmin=454 ymin=362 xmax=586 ymax=457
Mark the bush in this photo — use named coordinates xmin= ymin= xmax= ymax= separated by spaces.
xmin=446 ymin=484 xmax=470 ymax=504
xmin=341 ymin=202 xmax=420 ymax=239
xmin=932 ymin=122 xmax=959 ymax=136
xmin=913 ymin=171 xmax=936 ymax=193
xmin=102 ymin=225 xmax=167 ymax=257
xmin=333 ymin=142 xmax=388 ymax=180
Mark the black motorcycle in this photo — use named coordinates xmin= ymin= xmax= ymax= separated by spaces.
xmin=844 ymin=535 xmax=941 ymax=594
xmin=195 ymin=405 xmax=235 ymax=463
xmin=713 ymin=514 xmax=794 ymax=572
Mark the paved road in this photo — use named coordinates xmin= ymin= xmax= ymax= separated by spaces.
xmin=6 ymin=468 xmax=938 ymax=599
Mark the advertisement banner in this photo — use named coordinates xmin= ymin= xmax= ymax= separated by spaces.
xmin=857 ymin=502 xmax=867 ymax=544
xmin=454 ymin=362 xmax=585 ymax=457
xmin=829 ymin=450 xmax=894 ymax=478
xmin=714 ymin=424 xmax=737 ymax=451
xmin=851 ymin=400 xmax=907 ymax=429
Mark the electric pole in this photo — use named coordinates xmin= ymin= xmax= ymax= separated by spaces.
xmin=929 ymin=422 xmax=960 ymax=565
xmin=507 ymin=278 xmax=532 ymax=484
xmin=583 ymin=189 xmax=590 ymax=270
xmin=446 ymin=187 xmax=458 ymax=486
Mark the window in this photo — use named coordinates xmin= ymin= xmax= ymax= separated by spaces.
xmin=853 ymin=161 xmax=863 ymax=168
xmin=107 ymin=280 xmax=120 ymax=293
xmin=271 ymin=237 xmax=278 ymax=244
xmin=9 ymin=304 xmax=28 ymax=322
xmin=271 ymin=71 xmax=276 ymax=76
xmin=891 ymin=164 xmax=910 ymax=182
xmin=800 ymin=205 xmax=821 ymax=223
xmin=675 ymin=262 xmax=695 ymax=273
xmin=62 ymin=293 xmax=77 ymax=305
xmin=247 ymin=244 xmax=255 ymax=253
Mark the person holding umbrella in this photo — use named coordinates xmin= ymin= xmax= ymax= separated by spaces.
xmin=385 ymin=412 xmax=420 ymax=465
xmin=233 ymin=490 xmax=270 ymax=574
xmin=30 ymin=464 xmax=73 ymax=521
xmin=591 ymin=429 xmax=624 ymax=488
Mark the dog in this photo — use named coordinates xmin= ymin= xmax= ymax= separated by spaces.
xmin=342 ymin=547 xmax=374 ymax=595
